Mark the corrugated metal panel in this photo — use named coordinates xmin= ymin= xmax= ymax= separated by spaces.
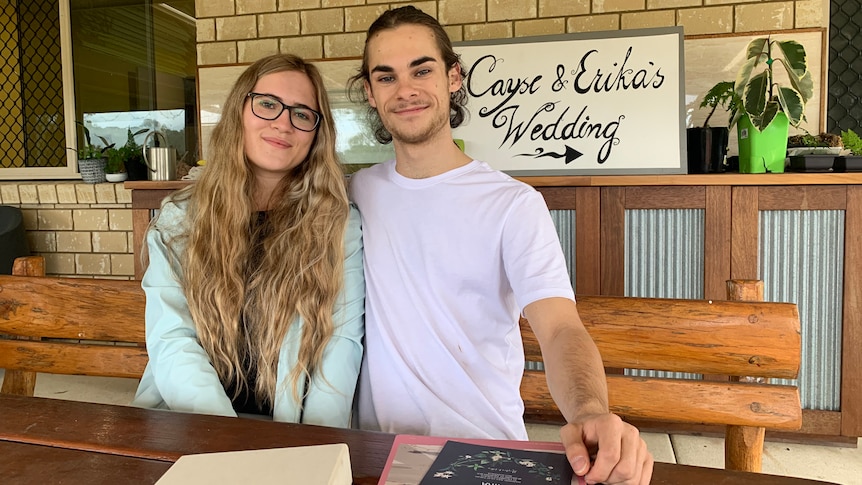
xmin=549 ymin=210 xmax=576 ymax=292
xmin=624 ymin=209 xmax=705 ymax=380
xmin=761 ymin=210 xmax=844 ymax=411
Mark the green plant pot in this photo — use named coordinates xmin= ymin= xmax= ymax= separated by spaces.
xmin=737 ymin=113 xmax=789 ymax=173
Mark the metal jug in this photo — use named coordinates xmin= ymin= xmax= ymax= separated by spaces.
xmin=142 ymin=131 xmax=177 ymax=181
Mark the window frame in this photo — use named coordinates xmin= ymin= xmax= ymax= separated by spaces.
xmin=1 ymin=0 xmax=79 ymax=181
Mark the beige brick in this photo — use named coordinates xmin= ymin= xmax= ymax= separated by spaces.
xmin=301 ymin=8 xmax=344 ymax=35
xmin=76 ymin=253 xmax=111 ymax=275
xmin=488 ymin=0 xmax=536 ymax=22
xmin=464 ymin=22 xmax=513 ymax=41
xmin=128 ymin=233 xmax=136 ymax=253
xmin=443 ymin=25 xmax=463 ymax=42
xmin=20 ymin=209 xmax=37 ymax=229
xmin=19 ymin=184 xmax=38 ymax=204
xmin=259 ymin=11 xmax=300 ymax=37
xmin=440 ymin=0 xmax=485 ymax=24
xmin=704 ymin=0 xmax=752 ymax=4
xmin=109 ymin=209 xmax=133 ymax=231
xmin=391 ymin=2 xmax=437 ymax=19
xmin=217 ymin=15 xmax=257 ymax=41
xmin=365 ymin=0 xmax=389 ymax=4
xmin=796 ymin=0 xmax=828 ymax=28
xmin=238 ymin=38 xmax=280 ymax=62
xmin=57 ymin=231 xmax=92 ymax=252
xmin=621 ymin=10 xmax=675 ymax=29
xmin=1 ymin=184 xmax=20 ymax=204
xmin=323 ymin=0 xmax=363 ymax=6
xmin=115 ymin=185 xmax=132 ymax=204
xmin=111 ymin=254 xmax=136 ymax=276
xmin=198 ymin=42 xmax=238 ymax=65
xmin=324 ymin=32 xmax=366 ymax=58
xmin=515 ymin=18 xmax=565 ymax=37
xmin=280 ymin=36 xmax=324 ymax=59
xmin=539 ymin=0 xmax=589 ymax=17
xmin=236 ymin=0 xmax=276 ymax=14
xmin=37 ymin=210 xmax=73 ymax=230
xmin=73 ymin=209 xmax=109 ymax=231
xmin=197 ymin=18 xmax=216 ymax=42
xmin=95 ymin=184 xmax=116 ymax=204
xmin=36 ymin=184 xmax=58 ymax=204
xmin=196 ymin=0 xmax=234 ymax=18
xmin=93 ymin=231 xmax=128 ymax=253
xmin=28 ymin=232 xmax=56 ymax=252
xmin=648 ymin=0 xmax=699 ymax=8
xmin=678 ymin=6 xmax=732 ymax=35
xmin=568 ymin=14 xmax=620 ymax=33
xmin=56 ymin=184 xmax=77 ymax=203
xmin=345 ymin=5 xmax=390 ymax=32
xmin=44 ymin=252 xmax=75 ymax=275
xmin=736 ymin=2 xmax=794 ymax=32
xmin=75 ymin=184 xmax=96 ymax=204
xmin=594 ymin=0 xmax=646 ymax=13
xmin=279 ymin=0 xmax=319 ymax=9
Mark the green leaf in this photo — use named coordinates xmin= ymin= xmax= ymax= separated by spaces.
xmin=776 ymin=86 xmax=805 ymax=127
xmin=745 ymin=38 xmax=769 ymax=62
xmin=775 ymin=40 xmax=807 ymax=73
xmin=776 ymin=57 xmax=814 ymax=103
xmin=742 ymin=71 xmax=769 ymax=118
xmin=735 ymin=57 xmax=758 ymax=99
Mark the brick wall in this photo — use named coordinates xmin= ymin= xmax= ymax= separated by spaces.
xmin=0 ymin=182 xmax=135 ymax=279
xmin=194 ymin=0 xmax=829 ymax=64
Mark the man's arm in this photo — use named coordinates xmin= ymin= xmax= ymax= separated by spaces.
xmin=524 ymin=297 xmax=653 ymax=485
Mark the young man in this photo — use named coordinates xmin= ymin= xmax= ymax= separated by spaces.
xmin=348 ymin=7 xmax=652 ymax=485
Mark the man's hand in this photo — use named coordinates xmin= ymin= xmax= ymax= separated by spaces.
xmin=561 ymin=413 xmax=653 ymax=485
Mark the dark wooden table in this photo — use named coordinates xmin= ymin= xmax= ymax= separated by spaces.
xmin=0 ymin=395 xmax=837 ymax=484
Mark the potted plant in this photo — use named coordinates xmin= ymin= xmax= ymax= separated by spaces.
xmin=734 ymin=37 xmax=814 ymax=173
xmin=75 ymin=122 xmax=113 ymax=184
xmin=835 ymin=129 xmax=862 ymax=172
xmin=688 ymin=81 xmax=737 ymax=173
xmin=787 ymin=131 xmax=842 ymax=172
xmin=118 ymin=128 xmax=151 ymax=181
xmin=104 ymin=147 xmax=128 ymax=182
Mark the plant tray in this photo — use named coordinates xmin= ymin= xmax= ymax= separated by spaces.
xmin=788 ymin=154 xmax=835 ymax=172
xmin=834 ymin=156 xmax=862 ymax=173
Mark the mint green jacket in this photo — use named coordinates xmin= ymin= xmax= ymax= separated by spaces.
xmin=132 ymin=199 xmax=364 ymax=427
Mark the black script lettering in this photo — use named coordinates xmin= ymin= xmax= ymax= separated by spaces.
xmin=466 ymin=54 xmax=543 ymax=118
xmin=494 ymin=103 xmax=556 ymax=148
xmin=597 ymin=115 xmax=625 ymax=163
xmin=573 ymin=47 xmax=665 ymax=93
xmin=552 ymin=64 xmax=568 ymax=92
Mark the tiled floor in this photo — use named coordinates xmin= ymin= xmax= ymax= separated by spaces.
xmin=2 ymin=370 xmax=860 ymax=484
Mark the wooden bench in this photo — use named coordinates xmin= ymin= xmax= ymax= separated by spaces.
xmin=521 ymin=280 xmax=802 ymax=473
xmin=0 ymin=256 xmax=147 ymax=397
xmin=1 ymin=257 xmax=800 ymax=473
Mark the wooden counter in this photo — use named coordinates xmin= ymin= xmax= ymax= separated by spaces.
xmin=126 ymin=172 xmax=862 ymax=443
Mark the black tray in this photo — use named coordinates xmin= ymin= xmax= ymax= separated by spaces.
xmin=834 ymin=156 xmax=862 ymax=172
xmin=788 ymin=154 xmax=836 ymax=172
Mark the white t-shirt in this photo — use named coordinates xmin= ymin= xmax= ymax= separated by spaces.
xmin=350 ymin=160 xmax=575 ymax=440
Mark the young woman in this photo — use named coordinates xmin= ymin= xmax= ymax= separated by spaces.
xmin=132 ymin=54 xmax=364 ymax=427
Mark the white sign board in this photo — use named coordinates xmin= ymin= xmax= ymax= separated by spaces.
xmin=453 ymin=27 xmax=686 ymax=175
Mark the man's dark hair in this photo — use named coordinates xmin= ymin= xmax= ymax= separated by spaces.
xmin=347 ymin=6 xmax=468 ymax=144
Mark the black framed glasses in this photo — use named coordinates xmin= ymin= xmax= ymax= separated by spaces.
xmin=246 ymin=93 xmax=321 ymax=132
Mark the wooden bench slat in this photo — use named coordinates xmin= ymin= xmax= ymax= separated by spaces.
xmin=521 ymin=295 xmax=801 ymax=379
xmin=0 ymin=340 xmax=147 ymax=379
xmin=521 ymin=372 xmax=802 ymax=430
xmin=0 ymin=276 xmax=146 ymax=341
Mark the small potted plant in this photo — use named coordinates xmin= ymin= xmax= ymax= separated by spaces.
xmin=688 ymin=81 xmax=737 ymax=173
xmin=104 ymin=147 xmax=128 ymax=182
xmin=75 ymin=121 xmax=113 ymax=184
xmin=787 ymin=131 xmax=842 ymax=172
xmin=733 ymin=37 xmax=814 ymax=173
xmin=118 ymin=128 xmax=151 ymax=181
xmin=835 ymin=129 xmax=862 ymax=172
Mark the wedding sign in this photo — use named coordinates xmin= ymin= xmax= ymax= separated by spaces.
xmin=453 ymin=27 xmax=686 ymax=175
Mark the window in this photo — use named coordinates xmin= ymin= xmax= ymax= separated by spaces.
xmin=0 ymin=0 xmax=197 ymax=180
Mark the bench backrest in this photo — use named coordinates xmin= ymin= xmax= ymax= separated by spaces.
xmin=520 ymin=294 xmax=802 ymax=430
xmin=0 ymin=259 xmax=147 ymax=396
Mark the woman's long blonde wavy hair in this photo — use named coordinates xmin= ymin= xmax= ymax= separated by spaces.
xmin=163 ymin=54 xmax=348 ymax=408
